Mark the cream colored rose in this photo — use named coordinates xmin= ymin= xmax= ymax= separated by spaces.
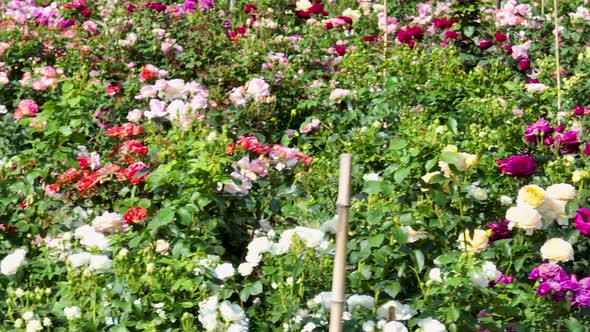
xmin=421 ymin=171 xmax=441 ymax=184
xmin=516 ymin=185 xmax=545 ymax=208
xmin=540 ymin=238 xmax=574 ymax=263
xmin=538 ymin=198 xmax=568 ymax=226
xmin=458 ymin=229 xmax=489 ymax=253
xmin=400 ymin=226 xmax=427 ymax=243
xmin=545 ymin=183 xmax=576 ymax=201
xmin=505 ymin=205 xmax=543 ymax=235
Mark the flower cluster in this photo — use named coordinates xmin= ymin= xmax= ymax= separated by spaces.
xmin=529 ymin=263 xmax=590 ymax=308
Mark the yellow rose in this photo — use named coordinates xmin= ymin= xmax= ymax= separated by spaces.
xmin=458 ymin=229 xmax=489 ymax=253
xmin=540 ymin=238 xmax=574 ymax=263
xmin=516 ymin=185 xmax=545 ymax=208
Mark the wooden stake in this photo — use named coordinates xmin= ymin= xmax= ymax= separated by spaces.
xmin=553 ymin=0 xmax=561 ymax=122
xmin=382 ymin=0 xmax=388 ymax=80
xmin=329 ymin=154 xmax=352 ymax=332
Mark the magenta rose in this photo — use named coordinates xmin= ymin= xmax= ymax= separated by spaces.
xmin=497 ymin=155 xmax=536 ymax=177
xmin=574 ymin=207 xmax=590 ymax=236
xmin=523 ymin=118 xmax=553 ymax=144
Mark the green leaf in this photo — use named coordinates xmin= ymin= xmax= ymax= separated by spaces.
xmin=368 ymin=234 xmax=384 ymax=248
xmin=565 ymin=317 xmax=584 ymax=332
xmin=392 ymin=227 xmax=407 ymax=245
xmin=59 ymin=126 xmax=72 ymax=137
xmin=62 ymin=81 xmax=74 ymax=93
xmin=381 ymin=280 xmax=401 ymax=298
xmin=389 ymin=139 xmax=408 ymax=150
xmin=176 ymin=207 xmax=192 ymax=226
xmin=413 ymin=250 xmax=425 ymax=272
xmin=447 ymin=118 xmax=458 ymax=135
xmin=394 ymin=168 xmax=410 ymax=183
xmin=149 ymin=207 xmax=175 ymax=230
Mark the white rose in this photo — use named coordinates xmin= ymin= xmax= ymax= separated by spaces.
xmin=1 ymin=249 xmax=27 ymax=276
xmin=540 ymin=238 xmax=574 ymax=263
xmin=67 ymin=252 xmax=92 ymax=269
xmin=42 ymin=318 xmax=51 ymax=327
xmin=346 ymin=295 xmax=374 ymax=311
xmin=14 ymin=318 xmax=23 ymax=328
xmin=545 ymin=183 xmax=576 ymax=201
xmin=469 ymin=270 xmax=489 ymax=288
xmin=155 ymin=239 xmax=170 ymax=255
xmin=362 ymin=320 xmax=376 ymax=332
xmin=26 ymin=319 xmax=42 ymax=332
xmin=247 ymin=237 xmax=272 ymax=255
xmin=342 ymin=8 xmax=362 ymax=22
xmin=214 ymin=263 xmax=235 ymax=280
xmin=499 ymin=195 xmax=513 ymax=206
xmin=468 ymin=186 xmax=488 ymax=201
xmin=92 ymin=211 xmax=126 ymax=234
xmin=400 ymin=226 xmax=427 ymax=243
xmin=295 ymin=0 xmax=312 ymax=11
xmin=457 ymin=229 xmax=489 ymax=253
xmin=163 ymin=79 xmax=187 ymax=99
xmin=219 ymin=301 xmax=245 ymax=322
xmin=88 ymin=255 xmax=112 ymax=273
xmin=64 ymin=306 xmax=81 ymax=320
xmin=377 ymin=301 xmax=416 ymax=321
xmin=312 ymin=291 xmax=332 ymax=309
xmin=417 ymin=317 xmax=447 ymax=332
xmin=505 ymin=205 xmax=543 ymax=235
xmin=22 ymin=311 xmax=34 ymax=321
xmin=238 ymin=262 xmax=254 ymax=276
xmin=428 ymin=268 xmax=443 ymax=283
xmin=293 ymin=227 xmax=325 ymax=248
xmin=382 ymin=321 xmax=408 ymax=332
xmin=421 ymin=171 xmax=441 ymax=184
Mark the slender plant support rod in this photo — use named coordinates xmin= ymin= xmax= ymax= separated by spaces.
xmin=553 ymin=0 xmax=561 ymax=123
xmin=329 ymin=154 xmax=352 ymax=332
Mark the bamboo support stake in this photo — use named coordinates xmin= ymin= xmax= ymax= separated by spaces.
xmin=542 ymin=0 xmax=545 ymax=16
xmin=329 ymin=154 xmax=352 ymax=332
xmin=553 ymin=0 xmax=561 ymax=123
xmin=382 ymin=0 xmax=388 ymax=80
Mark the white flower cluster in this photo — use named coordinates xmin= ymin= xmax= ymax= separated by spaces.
xmin=469 ymin=261 xmax=502 ymax=288
xmin=197 ymin=296 xmax=248 ymax=331
xmin=506 ymin=183 xmax=576 ymax=234
xmin=229 ymin=77 xmax=272 ymax=107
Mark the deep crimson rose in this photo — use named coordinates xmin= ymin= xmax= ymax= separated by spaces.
xmin=127 ymin=4 xmax=136 ymax=13
xmin=333 ymin=45 xmax=346 ymax=56
xmin=433 ymin=18 xmax=455 ymax=29
xmin=494 ymin=32 xmax=508 ymax=43
xmin=574 ymin=207 xmax=590 ymax=236
xmin=396 ymin=29 xmax=412 ymax=44
xmin=408 ymin=26 xmax=424 ymax=40
xmin=573 ymin=105 xmax=585 ymax=116
xmin=325 ymin=22 xmax=333 ymax=30
xmin=503 ymin=44 xmax=513 ymax=54
xmin=235 ymin=25 xmax=246 ymax=34
xmin=478 ymin=39 xmax=493 ymax=49
xmin=363 ymin=35 xmax=375 ymax=42
xmin=295 ymin=10 xmax=310 ymax=18
xmin=527 ymin=79 xmax=540 ymax=84
xmin=308 ymin=3 xmax=328 ymax=15
xmin=444 ymin=30 xmax=459 ymax=39
xmin=519 ymin=58 xmax=531 ymax=71
xmin=497 ymin=155 xmax=536 ymax=177
xmin=145 ymin=2 xmax=166 ymax=12
xmin=488 ymin=219 xmax=512 ymax=242
xmin=244 ymin=3 xmax=256 ymax=14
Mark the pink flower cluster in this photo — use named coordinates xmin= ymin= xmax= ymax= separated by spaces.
xmin=5 ymin=0 xmax=64 ymax=27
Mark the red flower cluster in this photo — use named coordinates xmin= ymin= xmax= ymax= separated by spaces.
xmin=234 ymin=135 xmax=271 ymax=154
xmin=121 ymin=140 xmax=149 ymax=155
xmin=296 ymin=3 xmax=328 ymax=19
xmin=63 ymin=0 xmax=92 ymax=17
xmin=117 ymin=161 xmax=150 ymax=185
xmin=144 ymin=2 xmax=167 ymax=12
xmin=105 ymin=123 xmax=143 ymax=139
xmin=433 ymin=18 xmax=458 ymax=30
xmin=396 ymin=26 xmax=424 ymax=48
xmin=124 ymin=207 xmax=148 ymax=224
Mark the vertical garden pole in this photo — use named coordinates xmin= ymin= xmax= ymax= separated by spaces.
xmin=229 ymin=0 xmax=235 ymax=10
xmin=553 ymin=0 xmax=561 ymax=122
xmin=329 ymin=154 xmax=352 ymax=332
xmin=383 ymin=0 xmax=388 ymax=81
